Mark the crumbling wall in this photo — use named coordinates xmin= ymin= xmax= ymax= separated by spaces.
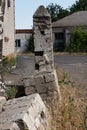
xmin=0 ymin=94 xmax=51 ymax=130
xmin=23 ymin=5 xmax=61 ymax=103
xmin=0 ymin=5 xmax=61 ymax=130
xmin=23 ymin=5 xmax=61 ymax=130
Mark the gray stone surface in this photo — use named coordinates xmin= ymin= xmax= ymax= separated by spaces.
xmin=0 ymin=96 xmax=6 ymax=112
xmin=33 ymin=5 xmax=54 ymax=72
xmin=44 ymin=73 xmax=55 ymax=83
xmin=0 ymin=94 xmax=51 ymax=130
xmin=25 ymin=86 xmax=36 ymax=95
xmin=23 ymin=76 xmax=35 ymax=87
xmin=23 ymin=5 xmax=61 ymax=102
xmin=34 ymin=75 xmax=44 ymax=85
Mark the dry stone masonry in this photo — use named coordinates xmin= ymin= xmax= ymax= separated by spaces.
xmin=23 ymin=5 xmax=61 ymax=103
xmin=0 ymin=5 xmax=61 ymax=130
xmin=0 ymin=94 xmax=51 ymax=130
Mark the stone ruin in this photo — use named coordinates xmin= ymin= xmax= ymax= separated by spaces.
xmin=23 ymin=5 xmax=61 ymax=103
xmin=0 ymin=5 xmax=61 ymax=130
xmin=0 ymin=94 xmax=51 ymax=130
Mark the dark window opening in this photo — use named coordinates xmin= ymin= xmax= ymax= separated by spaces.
xmin=7 ymin=0 xmax=10 ymax=7
xmin=15 ymin=39 xmax=21 ymax=47
xmin=55 ymin=32 xmax=64 ymax=40
xmin=54 ymin=32 xmax=65 ymax=51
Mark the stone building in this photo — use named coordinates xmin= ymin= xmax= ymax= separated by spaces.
xmin=15 ymin=29 xmax=33 ymax=53
xmin=52 ymin=11 xmax=87 ymax=51
xmin=2 ymin=0 xmax=15 ymax=56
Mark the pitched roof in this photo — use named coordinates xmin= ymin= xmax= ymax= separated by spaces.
xmin=52 ymin=11 xmax=87 ymax=28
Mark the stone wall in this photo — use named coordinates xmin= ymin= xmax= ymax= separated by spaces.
xmin=23 ymin=5 xmax=61 ymax=103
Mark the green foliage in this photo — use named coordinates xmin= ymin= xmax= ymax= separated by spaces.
xmin=46 ymin=3 xmax=69 ymax=22
xmin=46 ymin=0 xmax=87 ymax=23
xmin=66 ymin=27 xmax=87 ymax=52
xmin=70 ymin=0 xmax=87 ymax=14
xmin=26 ymin=34 xmax=34 ymax=52
xmin=2 ymin=55 xmax=16 ymax=73
xmin=58 ymin=71 xmax=74 ymax=87
xmin=6 ymin=87 xmax=17 ymax=99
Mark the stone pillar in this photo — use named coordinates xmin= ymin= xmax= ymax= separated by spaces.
xmin=23 ymin=5 xmax=61 ymax=103
xmin=0 ymin=0 xmax=6 ymax=96
xmin=33 ymin=5 xmax=54 ymax=72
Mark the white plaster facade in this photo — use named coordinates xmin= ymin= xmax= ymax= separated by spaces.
xmin=15 ymin=29 xmax=33 ymax=53
xmin=2 ymin=0 xmax=15 ymax=56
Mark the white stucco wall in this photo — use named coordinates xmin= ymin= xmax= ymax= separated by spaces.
xmin=15 ymin=33 xmax=32 ymax=53
xmin=3 ymin=0 xmax=15 ymax=56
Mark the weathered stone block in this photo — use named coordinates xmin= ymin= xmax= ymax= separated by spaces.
xmin=39 ymin=64 xmax=52 ymax=73
xmin=44 ymin=73 xmax=55 ymax=83
xmin=23 ymin=77 xmax=35 ymax=87
xmin=45 ymin=65 xmax=53 ymax=72
xmin=47 ymin=82 xmax=58 ymax=92
xmin=35 ymin=56 xmax=44 ymax=63
xmin=36 ymin=84 xmax=47 ymax=94
xmin=0 ymin=94 xmax=51 ymax=130
xmin=34 ymin=75 xmax=44 ymax=85
xmin=25 ymin=86 xmax=36 ymax=95
xmin=0 ymin=96 xmax=6 ymax=106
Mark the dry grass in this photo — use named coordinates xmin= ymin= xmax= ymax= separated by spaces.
xmin=2 ymin=54 xmax=16 ymax=73
xmin=50 ymin=68 xmax=86 ymax=130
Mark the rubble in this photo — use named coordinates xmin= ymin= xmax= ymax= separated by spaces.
xmin=0 ymin=94 xmax=51 ymax=130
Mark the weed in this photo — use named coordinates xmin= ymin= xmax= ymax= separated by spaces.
xmin=2 ymin=54 xmax=16 ymax=74
xmin=6 ymin=87 xmax=17 ymax=99
xmin=55 ymin=68 xmax=85 ymax=130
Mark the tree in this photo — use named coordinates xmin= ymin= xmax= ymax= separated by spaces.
xmin=70 ymin=0 xmax=87 ymax=13
xmin=46 ymin=0 xmax=87 ymax=22
xmin=46 ymin=3 xmax=69 ymax=22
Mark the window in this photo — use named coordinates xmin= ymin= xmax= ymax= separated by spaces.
xmin=7 ymin=0 xmax=10 ymax=7
xmin=15 ymin=40 xmax=21 ymax=47
xmin=55 ymin=32 xmax=64 ymax=40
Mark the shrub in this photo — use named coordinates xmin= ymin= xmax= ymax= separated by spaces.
xmin=26 ymin=34 xmax=34 ymax=52
xmin=65 ymin=27 xmax=87 ymax=52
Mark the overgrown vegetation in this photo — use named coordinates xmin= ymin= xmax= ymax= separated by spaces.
xmin=65 ymin=27 xmax=87 ymax=52
xmin=26 ymin=34 xmax=34 ymax=52
xmin=51 ymin=68 xmax=87 ymax=130
xmin=6 ymin=87 xmax=17 ymax=99
xmin=2 ymin=54 xmax=16 ymax=74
